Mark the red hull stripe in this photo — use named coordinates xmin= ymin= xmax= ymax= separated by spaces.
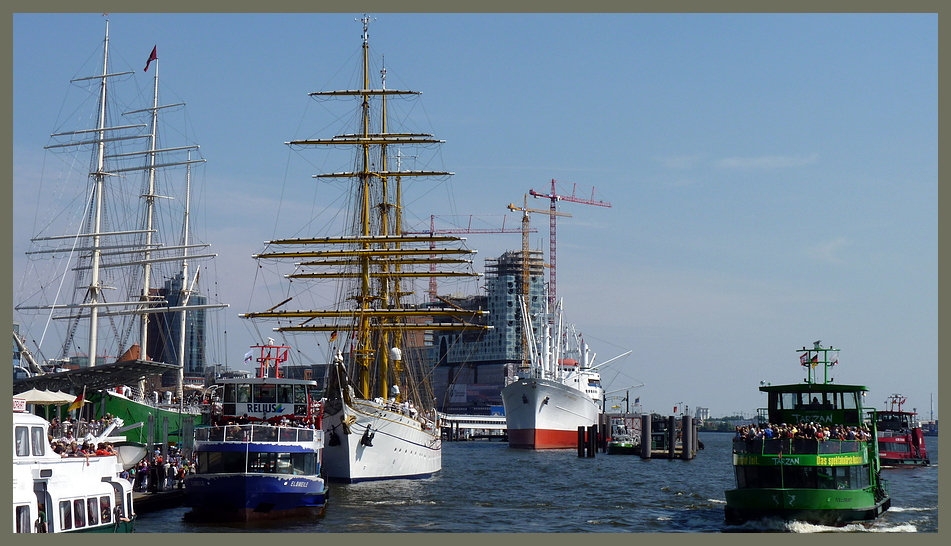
xmin=508 ymin=428 xmax=587 ymax=449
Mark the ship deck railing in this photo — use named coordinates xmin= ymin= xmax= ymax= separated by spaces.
xmin=195 ymin=424 xmax=322 ymax=444
xmin=877 ymin=429 xmax=913 ymax=438
xmin=733 ymin=437 xmax=866 ymax=455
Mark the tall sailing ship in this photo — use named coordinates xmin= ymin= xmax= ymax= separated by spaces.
xmin=14 ymin=18 xmax=227 ymax=442
xmin=241 ymin=15 xmax=488 ymax=482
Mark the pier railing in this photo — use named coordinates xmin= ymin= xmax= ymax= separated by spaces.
xmin=733 ymin=437 xmax=865 ymax=455
xmin=195 ymin=424 xmax=322 ymax=445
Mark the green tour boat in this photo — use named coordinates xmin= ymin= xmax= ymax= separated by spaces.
xmin=724 ymin=341 xmax=890 ymax=526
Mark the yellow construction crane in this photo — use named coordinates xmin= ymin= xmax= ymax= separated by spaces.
xmin=507 ymin=195 xmax=571 ymax=298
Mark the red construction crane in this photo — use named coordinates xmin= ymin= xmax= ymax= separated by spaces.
xmin=528 ymin=179 xmax=612 ymax=306
xmin=404 ymin=215 xmax=534 ymax=301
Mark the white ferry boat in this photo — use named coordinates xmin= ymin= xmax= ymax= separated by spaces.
xmin=13 ymin=399 xmax=135 ymax=533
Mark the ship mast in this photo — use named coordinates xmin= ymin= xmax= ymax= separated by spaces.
xmin=799 ymin=340 xmax=839 ymax=384
xmin=84 ymin=19 xmax=114 ymax=367
xmin=243 ymin=14 xmax=489 ymax=408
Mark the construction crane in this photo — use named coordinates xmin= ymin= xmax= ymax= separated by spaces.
xmin=507 ymin=195 xmax=571 ymax=301
xmin=507 ymin=196 xmax=570 ymax=370
xmin=404 ymin=215 xmax=534 ymax=301
xmin=529 ymin=179 xmax=612 ymax=306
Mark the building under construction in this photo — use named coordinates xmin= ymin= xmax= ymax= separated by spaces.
xmin=431 ymin=249 xmax=548 ymax=413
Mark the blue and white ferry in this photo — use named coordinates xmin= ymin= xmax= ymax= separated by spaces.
xmin=183 ymin=343 xmax=327 ymax=521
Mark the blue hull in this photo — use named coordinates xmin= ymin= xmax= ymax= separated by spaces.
xmin=184 ymin=473 xmax=327 ymax=521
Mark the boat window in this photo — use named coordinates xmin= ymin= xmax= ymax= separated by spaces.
xmin=852 ymin=465 xmax=870 ymax=489
xmin=276 ymin=452 xmax=293 ymax=473
xmin=817 ymin=467 xmax=835 ymax=489
xmin=279 ymin=384 xmax=294 ymax=403
xmin=99 ymin=497 xmax=112 ymax=523
xmin=199 ymin=451 xmax=247 ymax=474
xmin=885 ymin=442 xmax=910 ymax=453
xmin=803 ymin=392 xmax=824 ymax=409
xmin=15 ymin=426 xmax=29 ymax=457
xmin=73 ymin=499 xmax=85 ymax=528
xmin=31 ymin=426 xmax=47 ymax=456
xmin=248 ymin=451 xmax=278 ymax=473
xmin=835 ymin=467 xmax=851 ymax=490
xmin=15 ymin=505 xmax=31 ymax=533
xmin=842 ymin=392 xmax=859 ymax=410
xmin=223 ymin=384 xmax=236 ymax=402
xmin=735 ymin=466 xmax=782 ymax=489
xmin=784 ymin=466 xmax=817 ymax=489
xmin=237 ymin=385 xmax=250 ymax=403
xmin=254 ymin=384 xmax=276 ymax=403
xmin=294 ymin=385 xmax=307 ymax=403
xmin=291 ymin=452 xmax=316 ymax=475
xmin=87 ymin=498 xmax=99 ymax=526
xmin=778 ymin=392 xmax=796 ymax=410
xmin=59 ymin=501 xmax=72 ymax=530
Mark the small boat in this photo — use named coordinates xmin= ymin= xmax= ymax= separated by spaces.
xmin=13 ymin=399 xmax=136 ymax=533
xmin=606 ymin=434 xmax=640 ymax=455
xmin=183 ymin=343 xmax=327 ymax=521
xmin=876 ymin=394 xmax=930 ymax=466
xmin=605 ymin=415 xmax=643 ymax=454
xmin=724 ymin=341 xmax=890 ymax=526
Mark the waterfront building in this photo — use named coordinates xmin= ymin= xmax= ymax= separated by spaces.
xmin=432 ymin=250 xmax=548 ymax=413
xmin=146 ymin=273 xmax=210 ymax=387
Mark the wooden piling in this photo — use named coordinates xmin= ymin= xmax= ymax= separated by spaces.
xmin=667 ymin=415 xmax=676 ymax=459
xmin=681 ymin=415 xmax=693 ymax=460
xmin=640 ymin=414 xmax=651 ymax=459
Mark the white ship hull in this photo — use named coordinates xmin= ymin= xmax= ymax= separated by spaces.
xmin=502 ymin=377 xmax=600 ymax=449
xmin=322 ymin=397 xmax=441 ymax=482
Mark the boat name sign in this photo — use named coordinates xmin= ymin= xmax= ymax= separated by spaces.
xmin=242 ymin=403 xmax=287 ymax=414
xmin=788 ymin=413 xmax=834 ymax=423
xmin=734 ymin=453 xmax=867 ymax=466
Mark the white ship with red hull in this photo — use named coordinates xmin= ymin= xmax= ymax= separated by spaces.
xmin=501 ymin=299 xmax=608 ymax=449
xmin=503 ymin=376 xmax=601 ymax=449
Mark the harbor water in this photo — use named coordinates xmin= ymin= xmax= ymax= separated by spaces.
xmin=135 ymin=433 xmax=938 ymax=533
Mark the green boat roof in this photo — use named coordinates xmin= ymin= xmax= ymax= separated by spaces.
xmin=760 ymin=383 xmax=868 ymax=393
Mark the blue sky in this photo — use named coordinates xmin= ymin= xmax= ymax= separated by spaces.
xmin=12 ymin=12 xmax=938 ymax=418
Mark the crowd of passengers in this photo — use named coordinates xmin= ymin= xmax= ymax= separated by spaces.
xmin=48 ymin=415 xmax=116 ymax=442
xmin=129 ymin=446 xmax=197 ymax=492
xmin=45 ymin=413 xmax=197 ymax=490
xmin=47 ymin=414 xmax=123 ymax=462
xmin=735 ymin=422 xmax=872 ymax=442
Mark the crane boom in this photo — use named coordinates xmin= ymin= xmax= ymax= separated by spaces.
xmin=528 ymin=179 xmax=612 ymax=306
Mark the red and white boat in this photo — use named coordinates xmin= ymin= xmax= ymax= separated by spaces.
xmin=502 ymin=299 xmax=607 ymax=449
xmin=877 ymin=394 xmax=930 ymax=466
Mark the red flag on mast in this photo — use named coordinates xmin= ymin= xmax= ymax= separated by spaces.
xmin=144 ymin=46 xmax=157 ymax=72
